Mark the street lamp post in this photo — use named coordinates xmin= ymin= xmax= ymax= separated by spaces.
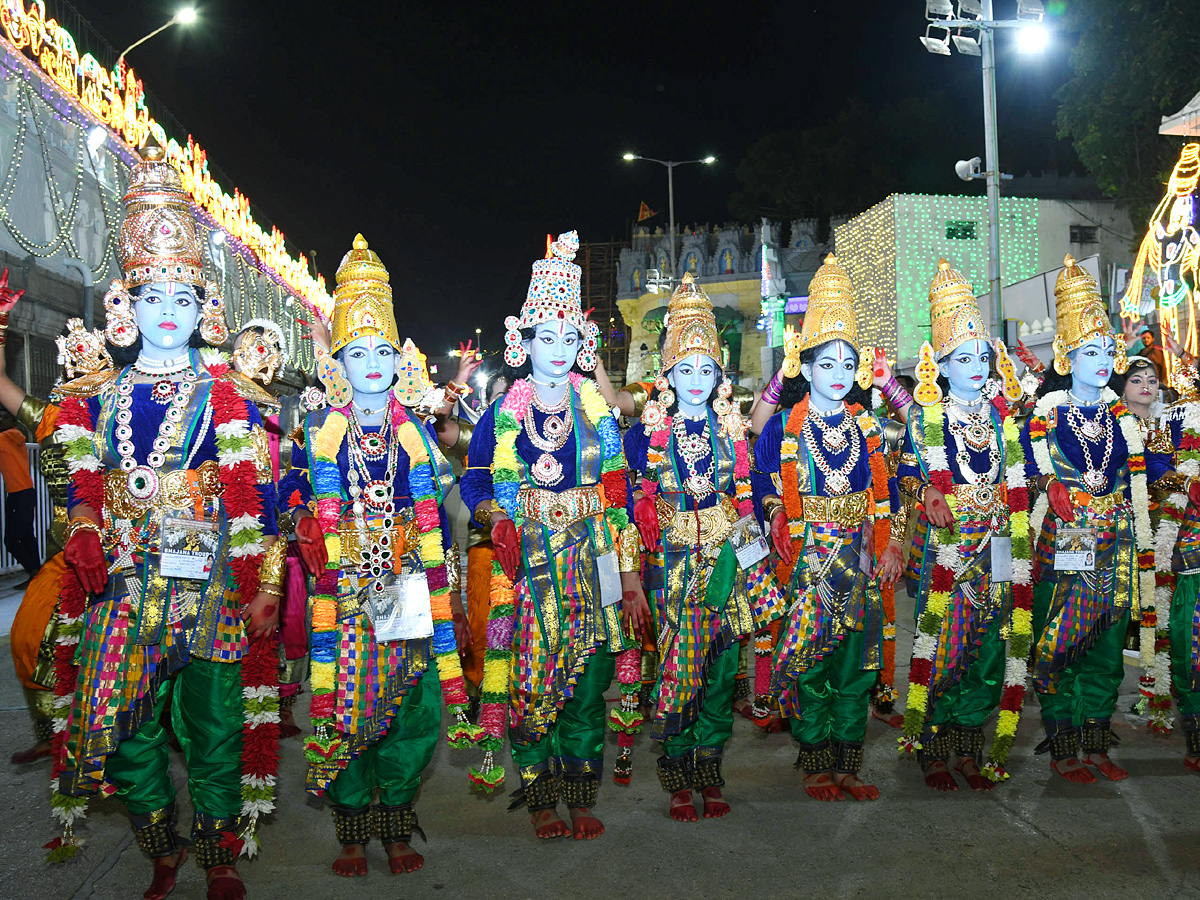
xmin=622 ymin=153 xmax=716 ymax=280
xmin=475 ymin=326 xmax=482 ymax=359
xmin=117 ymin=7 xmax=197 ymax=67
xmin=920 ymin=0 xmax=1046 ymax=337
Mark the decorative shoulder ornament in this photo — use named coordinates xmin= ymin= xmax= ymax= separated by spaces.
xmin=55 ymin=317 xmax=112 ymax=379
xmin=503 ymin=230 xmax=599 ymax=371
xmin=393 ymin=337 xmax=445 ymax=419
xmin=1051 ymin=254 xmax=1128 ymax=376
xmin=233 ymin=318 xmax=286 ymax=385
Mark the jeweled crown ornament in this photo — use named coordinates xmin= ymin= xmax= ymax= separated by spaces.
xmin=504 ymin=231 xmax=599 ymax=371
xmin=118 ymin=134 xmax=205 ymax=289
xmin=232 ymin=318 xmax=286 ymax=385
xmin=393 ymin=337 xmax=441 ymax=412
xmin=1051 ymin=253 xmax=1127 ymax=376
xmin=797 ymin=254 xmax=858 ymax=353
xmin=658 ymin=273 xmax=722 ymax=375
xmin=56 ymin=318 xmax=112 ymax=378
xmin=330 ymin=234 xmax=399 ymax=355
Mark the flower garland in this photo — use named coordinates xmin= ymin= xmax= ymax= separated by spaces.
xmin=471 ymin=374 xmax=631 ymax=792
xmin=49 ymin=362 xmax=278 ymax=859
xmin=1147 ymin=404 xmax=1200 ymax=733
xmin=1027 ymin=389 xmax=1156 ymax=694
xmin=897 ymin=398 xmax=1033 ymax=782
xmin=305 ymin=396 xmax=480 ymax=782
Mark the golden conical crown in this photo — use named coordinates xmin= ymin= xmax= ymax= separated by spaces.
xmin=330 ymin=234 xmax=399 ymax=354
xmin=1051 ymin=254 xmax=1126 ymax=375
xmin=659 ymin=272 xmax=722 ymax=374
xmin=797 ymin=254 xmax=858 ymax=353
xmin=928 ymin=258 xmax=989 ymax=358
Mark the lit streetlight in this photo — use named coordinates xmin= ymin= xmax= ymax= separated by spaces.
xmin=475 ymin=326 xmax=482 ymax=359
xmin=919 ymin=0 xmax=1046 ymax=335
xmin=117 ymin=7 xmax=198 ymax=67
xmin=622 ymin=153 xmax=717 ymax=281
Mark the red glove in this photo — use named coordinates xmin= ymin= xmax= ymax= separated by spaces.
xmin=1047 ymin=479 xmax=1074 ymax=523
xmin=770 ymin=508 xmax=793 ymax=567
xmin=295 ymin=515 xmax=328 ymax=576
xmin=492 ymin=517 xmax=520 ymax=582
xmin=633 ymin=494 xmax=660 ymax=551
xmin=1189 ymin=480 xmax=1200 ymax=510
xmin=64 ymin=528 xmax=107 ymax=595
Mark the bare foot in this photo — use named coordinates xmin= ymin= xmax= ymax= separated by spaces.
xmin=1082 ymin=753 xmax=1128 ymax=781
xmin=803 ymin=771 xmax=845 ymax=802
xmin=568 ymin=806 xmax=604 ymax=840
xmin=669 ymin=789 xmax=697 ymax=822
xmin=833 ymin=772 xmax=880 ymax=801
xmin=530 ymin=808 xmax=570 ymax=839
xmin=1050 ymin=757 xmax=1097 ymax=784
xmin=701 ymin=786 xmax=730 ymax=818
xmin=144 ymin=848 xmax=187 ymax=900
xmin=332 ymin=844 xmax=367 ymax=877
xmin=1185 ymin=755 xmax=1200 ymax=774
xmin=385 ymin=841 xmax=424 ymax=874
xmin=204 ymin=865 xmax=245 ymax=900
xmin=923 ymin=760 xmax=958 ymax=792
xmin=10 ymin=739 xmax=52 ymax=765
xmin=279 ymin=706 xmax=301 ymax=739
xmin=954 ymin=756 xmax=994 ymax=791
xmin=871 ymin=708 xmax=905 ymax=729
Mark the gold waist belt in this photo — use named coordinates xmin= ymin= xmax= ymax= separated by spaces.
xmin=796 ymin=489 xmax=871 ymax=527
xmin=658 ymin=493 xmax=738 ymax=547
xmin=104 ymin=459 xmax=223 ymax=520
xmin=339 ymin=513 xmax=421 ymax=568
xmin=1070 ymin=489 xmax=1126 ymax=518
xmin=954 ymin=482 xmax=1007 ymax=519
xmin=518 ymin=484 xmax=605 ymax=531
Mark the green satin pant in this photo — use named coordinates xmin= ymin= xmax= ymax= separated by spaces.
xmin=1034 ymin=579 xmax=1130 ymax=725
xmin=787 ymin=627 xmax=875 ymax=745
xmin=928 ymin=614 xmax=1006 ymax=728
xmin=662 ymin=641 xmax=737 ymax=758
xmin=510 ymin=650 xmax=614 ymax=770
xmin=106 ymin=658 xmax=242 ymax=819
xmin=327 ymin=671 xmax=442 ymax=809
xmin=1170 ymin=572 xmax=1200 ymax=718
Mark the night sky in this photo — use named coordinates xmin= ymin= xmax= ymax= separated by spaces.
xmin=80 ymin=0 xmax=1075 ymax=358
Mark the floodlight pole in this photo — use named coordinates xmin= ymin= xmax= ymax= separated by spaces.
xmin=980 ymin=0 xmax=1004 ymax=336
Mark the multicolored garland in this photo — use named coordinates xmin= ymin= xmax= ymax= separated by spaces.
xmin=1027 ymin=389 xmax=1156 ymax=692
xmin=49 ymin=361 xmax=278 ymax=859
xmin=471 ymin=374 xmax=632 ymax=792
xmin=1147 ymin=404 xmax=1200 ymax=733
xmin=306 ymin=395 xmax=480 ymax=779
xmin=898 ymin=398 xmax=1033 ymax=782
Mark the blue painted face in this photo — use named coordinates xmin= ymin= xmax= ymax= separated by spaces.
xmin=939 ymin=338 xmax=992 ymax=402
xmin=667 ymin=354 xmax=720 ymax=417
xmin=134 ymin=282 xmax=200 ymax=351
xmin=339 ymin=335 xmax=397 ymax=400
xmin=524 ymin=321 xmax=581 ymax=383
xmin=1069 ymin=335 xmax=1116 ymax=392
xmin=801 ymin=340 xmax=858 ymax=408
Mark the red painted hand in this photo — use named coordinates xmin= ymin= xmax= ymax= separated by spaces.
xmin=871 ymin=347 xmax=893 ymax=388
xmin=923 ymin=485 xmax=954 ymax=528
xmin=492 ymin=517 xmax=520 ymax=582
xmin=874 ymin=541 xmax=903 ymax=585
xmin=633 ymin=493 xmax=660 ymax=551
xmin=0 ymin=267 xmax=25 ymax=315
xmin=771 ymin=508 xmax=793 ymax=567
xmin=1047 ymin=479 xmax=1075 ymax=522
xmin=1189 ymin=480 xmax=1200 ymax=510
xmin=295 ymin=515 xmax=328 ymax=576
xmin=64 ymin=528 xmax=107 ymax=595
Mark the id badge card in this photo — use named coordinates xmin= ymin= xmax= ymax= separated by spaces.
xmin=159 ymin=516 xmax=220 ymax=580
xmin=597 ymin=551 xmax=622 ymax=607
xmin=365 ymin=573 xmax=434 ymax=643
xmin=990 ymin=536 xmax=1013 ymax=583
xmin=1054 ymin=527 xmax=1097 ymax=572
xmin=730 ymin=515 xmax=769 ymax=570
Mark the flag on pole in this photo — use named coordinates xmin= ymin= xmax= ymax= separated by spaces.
xmin=637 ymin=202 xmax=658 ymax=222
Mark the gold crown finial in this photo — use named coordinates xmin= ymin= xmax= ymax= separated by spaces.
xmin=1064 ymin=253 xmax=1076 ymax=268
xmin=353 ymin=233 xmax=368 ymax=251
xmin=681 ymin=271 xmax=695 ymax=285
xmin=938 ymin=258 xmax=950 ymax=271
xmin=139 ymin=133 xmax=165 ymax=162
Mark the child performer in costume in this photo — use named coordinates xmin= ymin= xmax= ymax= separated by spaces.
xmin=49 ymin=139 xmax=281 ymax=900
xmin=461 ymin=231 xmax=647 ymax=841
xmin=751 ymin=254 xmax=903 ymax=802
xmin=1019 ymin=255 xmax=1154 ymax=783
xmin=896 ymin=259 xmax=1032 ymax=791
xmin=280 ymin=235 xmax=472 ymax=877
xmin=623 ymin=274 xmax=780 ymax=821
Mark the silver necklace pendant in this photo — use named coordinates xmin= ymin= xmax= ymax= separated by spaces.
xmin=1082 ymin=468 xmax=1106 ymax=492
xmin=532 ymin=452 xmax=564 ymax=487
xmin=825 ymin=470 xmax=851 ymax=496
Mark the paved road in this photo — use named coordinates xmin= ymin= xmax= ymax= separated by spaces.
xmin=2 ymin=586 xmax=1199 ymax=900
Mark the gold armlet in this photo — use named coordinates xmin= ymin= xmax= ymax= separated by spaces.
xmin=258 ymin=538 xmax=287 ymax=587
xmin=16 ymin=395 xmax=48 ymax=433
xmin=618 ymin=524 xmax=641 ymax=573
xmin=448 ymin=540 xmax=462 ymax=594
xmin=474 ymin=501 xmax=493 ymax=528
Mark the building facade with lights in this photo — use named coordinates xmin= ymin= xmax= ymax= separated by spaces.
xmin=0 ymin=3 xmax=323 ymax=402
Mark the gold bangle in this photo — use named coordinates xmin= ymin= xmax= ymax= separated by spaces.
xmin=617 ymin=524 xmax=641 ymax=573
xmin=67 ymin=516 xmax=101 ymax=542
xmin=258 ymin=538 xmax=287 ymax=587
xmin=258 ymin=584 xmax=284 ymax=598
xmin=762 ymin=496 xmax=784 ymax=522
xmin=474 ymin=501 xmax=493 ymax=528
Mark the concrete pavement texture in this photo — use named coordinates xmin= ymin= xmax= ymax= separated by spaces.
xmin=2 ymin=587 xmax=1199 ymax=900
